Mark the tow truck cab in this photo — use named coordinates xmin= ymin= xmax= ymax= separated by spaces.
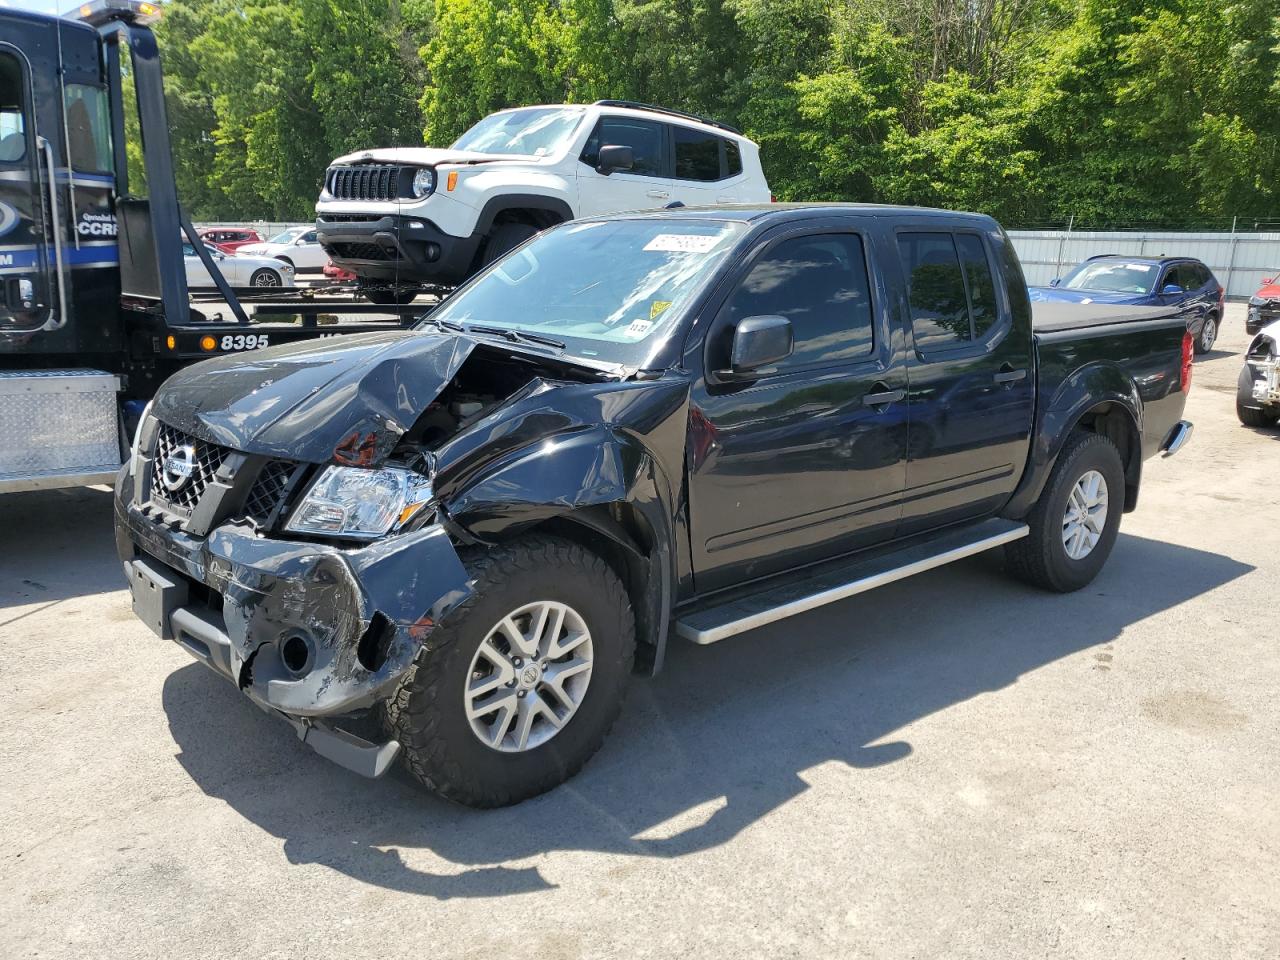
xmin=0 ymin=1 xmax=407 ymax=495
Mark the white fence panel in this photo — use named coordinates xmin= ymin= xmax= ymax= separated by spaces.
xmin=1008 ymin=230 xmax=1280 ymax=299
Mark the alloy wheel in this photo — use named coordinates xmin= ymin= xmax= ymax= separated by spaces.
xmin=464 ymin=601 xmax=594 ymax=752
xmin=1062 ymin=469 xmax=1109 ymax=560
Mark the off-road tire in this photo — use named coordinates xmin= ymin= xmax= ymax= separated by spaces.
xmin=1005 ymin=430 xmax=1125 ymax=593
xmin=386 ymin=534 xmax=635 ymax=807
xmin=1237 ymin=401 xmax=1279 ymax=428
xmin=362 ymin=287 xmax=418 ymax=305
xmin=480 ymin=221 xmax=540 ymax=269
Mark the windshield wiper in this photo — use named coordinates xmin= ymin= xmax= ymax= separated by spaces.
xmin=420 ymin=316 xmax=467 ymax=334
xmin=467 ymin=324 xmax=566 ymax=350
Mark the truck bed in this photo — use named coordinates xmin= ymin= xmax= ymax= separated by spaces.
xmin=1032 ymin=301 xmax=1183 ymax=333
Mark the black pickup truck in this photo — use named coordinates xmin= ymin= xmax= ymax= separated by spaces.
xmin=115 ymin=204 xmax=1193 ymax=806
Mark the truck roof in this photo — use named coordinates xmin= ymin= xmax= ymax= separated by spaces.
xmin=606 ymin=202 xmax=1000 ymax=228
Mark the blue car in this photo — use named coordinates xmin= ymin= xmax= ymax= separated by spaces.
xmin=1029 ymin=255 xmax=1224 ymax=354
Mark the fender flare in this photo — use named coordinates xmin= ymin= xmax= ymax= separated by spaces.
xmin=441 ymin=427 xmax=679 ymax=675
xmin=1004 ymin=361 xmax=1143 ymax=518
xmin=473 ymin=194 xmax=574 ymax=237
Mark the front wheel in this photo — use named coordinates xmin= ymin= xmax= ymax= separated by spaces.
xmin=249 ymin=268 xmax=282 ymax=287
xmin=362 ymin=287 xmax=419 ymax=305
xmin=386 ymin=535 xmax=635 ymax=807
xmin=1195 ymin=313 xmax=1218 ymax=355
xmin=1005 ymin=430 xmax=1126 ymax=593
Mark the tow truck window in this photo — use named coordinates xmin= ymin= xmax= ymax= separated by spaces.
xmin=63 ymin=84 xmax=113 ymax=173
xmin=0 ymin=57 xmax=26 ymax=164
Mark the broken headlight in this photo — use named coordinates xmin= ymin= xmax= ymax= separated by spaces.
xmin=285 ymin=466 xmax=434 ymax=540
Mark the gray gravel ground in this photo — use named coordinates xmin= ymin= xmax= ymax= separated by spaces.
xmin=2 ymin=303 xmax=1276 ymax=959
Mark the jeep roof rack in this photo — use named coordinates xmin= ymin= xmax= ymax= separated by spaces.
xmin=593 ymin=100 xmax=741 ymax=135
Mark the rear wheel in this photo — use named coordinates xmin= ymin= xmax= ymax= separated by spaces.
xmin=1195 ymin=313 xmax=1218 ymax=354
xmin=1005 ymin=430 xmax=1126 ymax=593
xmin=386 ymin=534 xmax=635 ymax=807
xmin=1237 ymin=401 xmax=1279 ymax=428
xmin=362 ymin=287 xmax=419 ymax=305
xmin=249 ymin=268 xmax=282 ymax=287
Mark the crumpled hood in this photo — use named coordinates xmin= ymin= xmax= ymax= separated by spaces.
xmin=329 ymin=146 xmax=538 ymax=167
xmin=1028 ymin=286 xmax=1147 ymax=305
xmin=151 ymin=330 xmax=479 ymax=465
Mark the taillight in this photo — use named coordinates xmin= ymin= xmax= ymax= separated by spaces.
xmin=1180 ymin=330 xmax=1193 ymax=393
xmin=770 ymin=194 xmax=777 ymax=203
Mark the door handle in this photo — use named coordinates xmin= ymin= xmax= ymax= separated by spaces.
xmin=863 ymin=388 xmax=906 ymax=408
xmin=993 ymin=367 xmax=1027 ymax=384
xmin=646 ymin=190 xmax=670 ymax=199
xmin=716 ymin=196 xmax=736 ymax=203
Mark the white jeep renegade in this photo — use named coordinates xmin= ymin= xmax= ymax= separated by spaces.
xmin=314 ymin=100 xmax=770 ymax=301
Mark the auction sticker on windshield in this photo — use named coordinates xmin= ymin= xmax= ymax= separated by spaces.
xmin=644 ymin=234 xmax=721 ymax=253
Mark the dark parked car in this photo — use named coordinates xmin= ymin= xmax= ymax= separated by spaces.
xmin=1029 ymin=254 xmax=1224 ymax=354
xmin=1246 ymin=273 xmax=1280 ymax=335
xmin=116 ymin=204 xmax=1193 ymax=806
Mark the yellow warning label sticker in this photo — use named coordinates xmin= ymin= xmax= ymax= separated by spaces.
xmin=650 ymin=300 xmax=673 ymax=320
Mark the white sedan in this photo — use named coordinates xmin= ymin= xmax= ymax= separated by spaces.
xmin=183 ymin=242 xmax=296 ymax=288
xmin=235 ymin=226 xmax=328 ymax=272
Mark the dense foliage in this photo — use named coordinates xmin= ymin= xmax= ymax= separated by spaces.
xmin=156 ymin=0 xmax=1280 ymax=227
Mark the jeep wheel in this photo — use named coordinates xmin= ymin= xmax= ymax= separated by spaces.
xmin=1005 ymin=430 xmax=1125 ymax=592
xmin=362 ymin=287 xmax=419 ymax=305
xmin=386 ymin=534 xmax=635 ymax=807
xmin=480 ymin=221 xmax=540 ymax=269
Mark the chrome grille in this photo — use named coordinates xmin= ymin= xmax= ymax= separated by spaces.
xmin=150 ymin=423 xmax=227 ymax=512
xmin=243 ymin=460 xmax=297 ymax=525
xmin=327 ymin=164 xmax=403 ymax=201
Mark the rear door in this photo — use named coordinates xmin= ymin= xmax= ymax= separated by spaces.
xmin=0 ymin=45 xmax=53 ymax=330
xmin=687 ymin=223 xmax=908 ymax=591
xmin=576 ymin=115 xmax=674 ymax=215
xmin=896 ymin=227 xmax=1035 ymax=534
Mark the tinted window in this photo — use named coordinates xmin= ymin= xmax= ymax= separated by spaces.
xmin=64 ymin=84 xmax=112 ymax=172
xmin=725 ymin=139 xmax=742 ymax=177
xmin=899 ymin=232 xmax=972 ymax=351
xmin=956 ymin=234 xmax=999 ymax=338
xmin=581 ymin=117 xmax=666 ymax=177
xmin=719 ymin=233 xmax=874 ymax=370
xmin=0 ymin=55 xmax=27 ymax=164
xmin=674 ymin=126 xmax=720 ymax=181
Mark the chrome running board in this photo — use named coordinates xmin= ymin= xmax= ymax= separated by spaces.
xmin=675 ymin=518 xmax=1029 ymax=645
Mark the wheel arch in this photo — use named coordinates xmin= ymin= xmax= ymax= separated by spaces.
xmin=1004 ymin=362 xmax=1144 ymax=518
xmin=474 ymin=194 xmax=574 ymax=236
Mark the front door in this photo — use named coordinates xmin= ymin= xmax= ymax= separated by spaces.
xmin=688 ymin=227 xmax=909 ymax=593
xmin=896 ymin=229 xmax=1035 ymax=534
xmin=0 ymin=46 xmax=52 ymax=330
xmin=575 ymin=115 xmax=673 ymax=216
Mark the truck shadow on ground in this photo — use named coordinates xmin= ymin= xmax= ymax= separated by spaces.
xmin=162 ymin=532 xmax=1250 ymax=900
xmin=0 ymin=488 xmax=121 ymax=621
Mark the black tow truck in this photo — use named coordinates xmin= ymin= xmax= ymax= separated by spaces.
xmin=116 ymin=202 xmax=1195 ymax=807
xmin=0 ymin=1 xmax=419 ymax=495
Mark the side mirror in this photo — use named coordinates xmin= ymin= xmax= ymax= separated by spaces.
xmin=1161 ymin=284 xmax=1182 ymax=296
xmin=596 ymin=144 xmax=634 ymax=176
xmin=722 ymin=315 xmax=793 ymax=377
xmin=1048 ymin=277 xmax=1060 ymax=287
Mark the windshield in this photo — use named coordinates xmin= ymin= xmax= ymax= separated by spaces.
xmin=1061 ymin=260 xmax=1160 ymax=294
xmin=269 ymin=228 xmax=305 ymax=244
xmin=425 ymin=219 xmax=746 ymax=364
xmin=452 ymin=107 xmax=584 ymax=157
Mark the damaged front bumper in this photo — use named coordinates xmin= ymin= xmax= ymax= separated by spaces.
xmin=115 ymin=493 xmax=471 ymax=778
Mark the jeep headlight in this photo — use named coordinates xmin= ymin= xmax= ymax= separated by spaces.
xmin=285 ymin=466 xmax=434 ymax=539
xmin=411 ymin=168 xmax=436 ymax=198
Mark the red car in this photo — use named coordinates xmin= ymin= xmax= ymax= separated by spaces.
xmin=323 ymin=259 xmax=356 ymax=282
xmin=1247 ymin=273 xmax=1280 ymax=335
xmin=197 ymin=227 xmax=263 ymax=254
